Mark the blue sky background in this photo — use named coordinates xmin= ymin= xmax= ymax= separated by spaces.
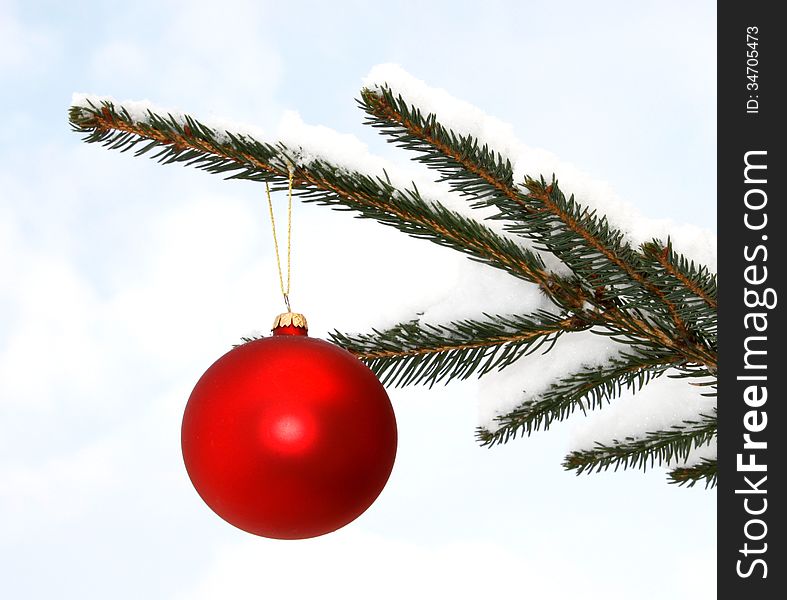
xmin=1 ymin=1 xmax=716 ymax=598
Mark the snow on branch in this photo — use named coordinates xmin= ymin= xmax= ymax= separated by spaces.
xmin=362 ymin=64 xmax=716 ymax=272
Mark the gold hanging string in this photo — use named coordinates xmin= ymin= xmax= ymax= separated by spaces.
xmin=265 ymin=170 xmax=293 ymax=312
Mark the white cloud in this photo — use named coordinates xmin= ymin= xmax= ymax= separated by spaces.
xmin=89 ymin=40 xmax=147 ymax=81
xmin=0 ymin=252 xmax=109 ymax=410
xmin=0 ymin=434 xmax=121 ymax=540
xmin=176 ymin=529 xmax=634 ymax=600
xmin=84 ymin=0 xmax=284 ymax=128
xmin=0 ymin=2 xmax=58 ymax=72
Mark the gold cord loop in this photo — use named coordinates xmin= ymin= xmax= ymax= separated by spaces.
xmin=265 ymin=170 xmax=293 ymax=312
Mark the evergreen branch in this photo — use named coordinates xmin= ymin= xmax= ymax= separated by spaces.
xmin=359 ymin=88 xmax=716 ymax=370
xmin=476 ymin=351 xmax=682 ymax=446
xmin=500 ymin=178 xmax=717 ymax=370
xmin=521 ymin=179 xmax=685 ymax=325
xmin=329 ymin=312 xmax=588 ymax=387
xmin=593 ymin=307 xmax=717 ymax=373
xmin=562 ymin=412 xmax=717 ymax=475
xmin=68 ymin=100 xmax=550 ymax=286
xmin=359 ymin=89 xmax=605 ymax=299
xmin=641 ymin=239 xmax=717 ymax=310
xmin=668 ymin=458 xmax=718 ymax=488
xmin=359 ymin=87 xmax=666 ymax=304
xmin=359 ymin=87 xmax=523 ymax=219
xmin=69 ymin=98 xmax=716 ymax=371
xmin=639 ymin=239 xmax=718 ymax=344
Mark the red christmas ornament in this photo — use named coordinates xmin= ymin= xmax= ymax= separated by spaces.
xmin=181 ymin=313 xmax=397 ymax=540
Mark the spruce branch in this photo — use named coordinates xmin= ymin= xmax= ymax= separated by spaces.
xmin=328 ymin=311 xmax=589 ymax=387
xmin=590 ymin=305 xmax=717 ymax=373
xmin=359 ymin=87 xmax=659 ymax=299
xmin=359 ymin=87 xmax=523 ymax=217
xmin=358 ymin=87 xmax=716 ymax=374
xmin=69 ymin=99 xmax=716 ymax=374
xmin=520 ymin=179 xmax=686 ymax=323
xmin=68 ymin=100 xmax=550 ymax=287
xmin=641 ymin=239 xmax=717 ymax=310
xmin=562 ymin=412 xmax=717 ymax=479
xmin=668 ymin=458 xmax=718 ymax=488
xmin=476 ymin=351 xmax=683 ymax=446
xmin=639 ymin=238 xmax=718 ymax=343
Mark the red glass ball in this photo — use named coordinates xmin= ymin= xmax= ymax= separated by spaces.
xmin=181 ymin=330 xmax=397 ymax=540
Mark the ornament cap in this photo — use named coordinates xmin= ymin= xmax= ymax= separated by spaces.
xmin=272 ymin=312 xmax=309 ymax=336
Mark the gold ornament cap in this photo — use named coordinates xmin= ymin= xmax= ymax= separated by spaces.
xmin=272 ymin=312 xmax=308 ymax=336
